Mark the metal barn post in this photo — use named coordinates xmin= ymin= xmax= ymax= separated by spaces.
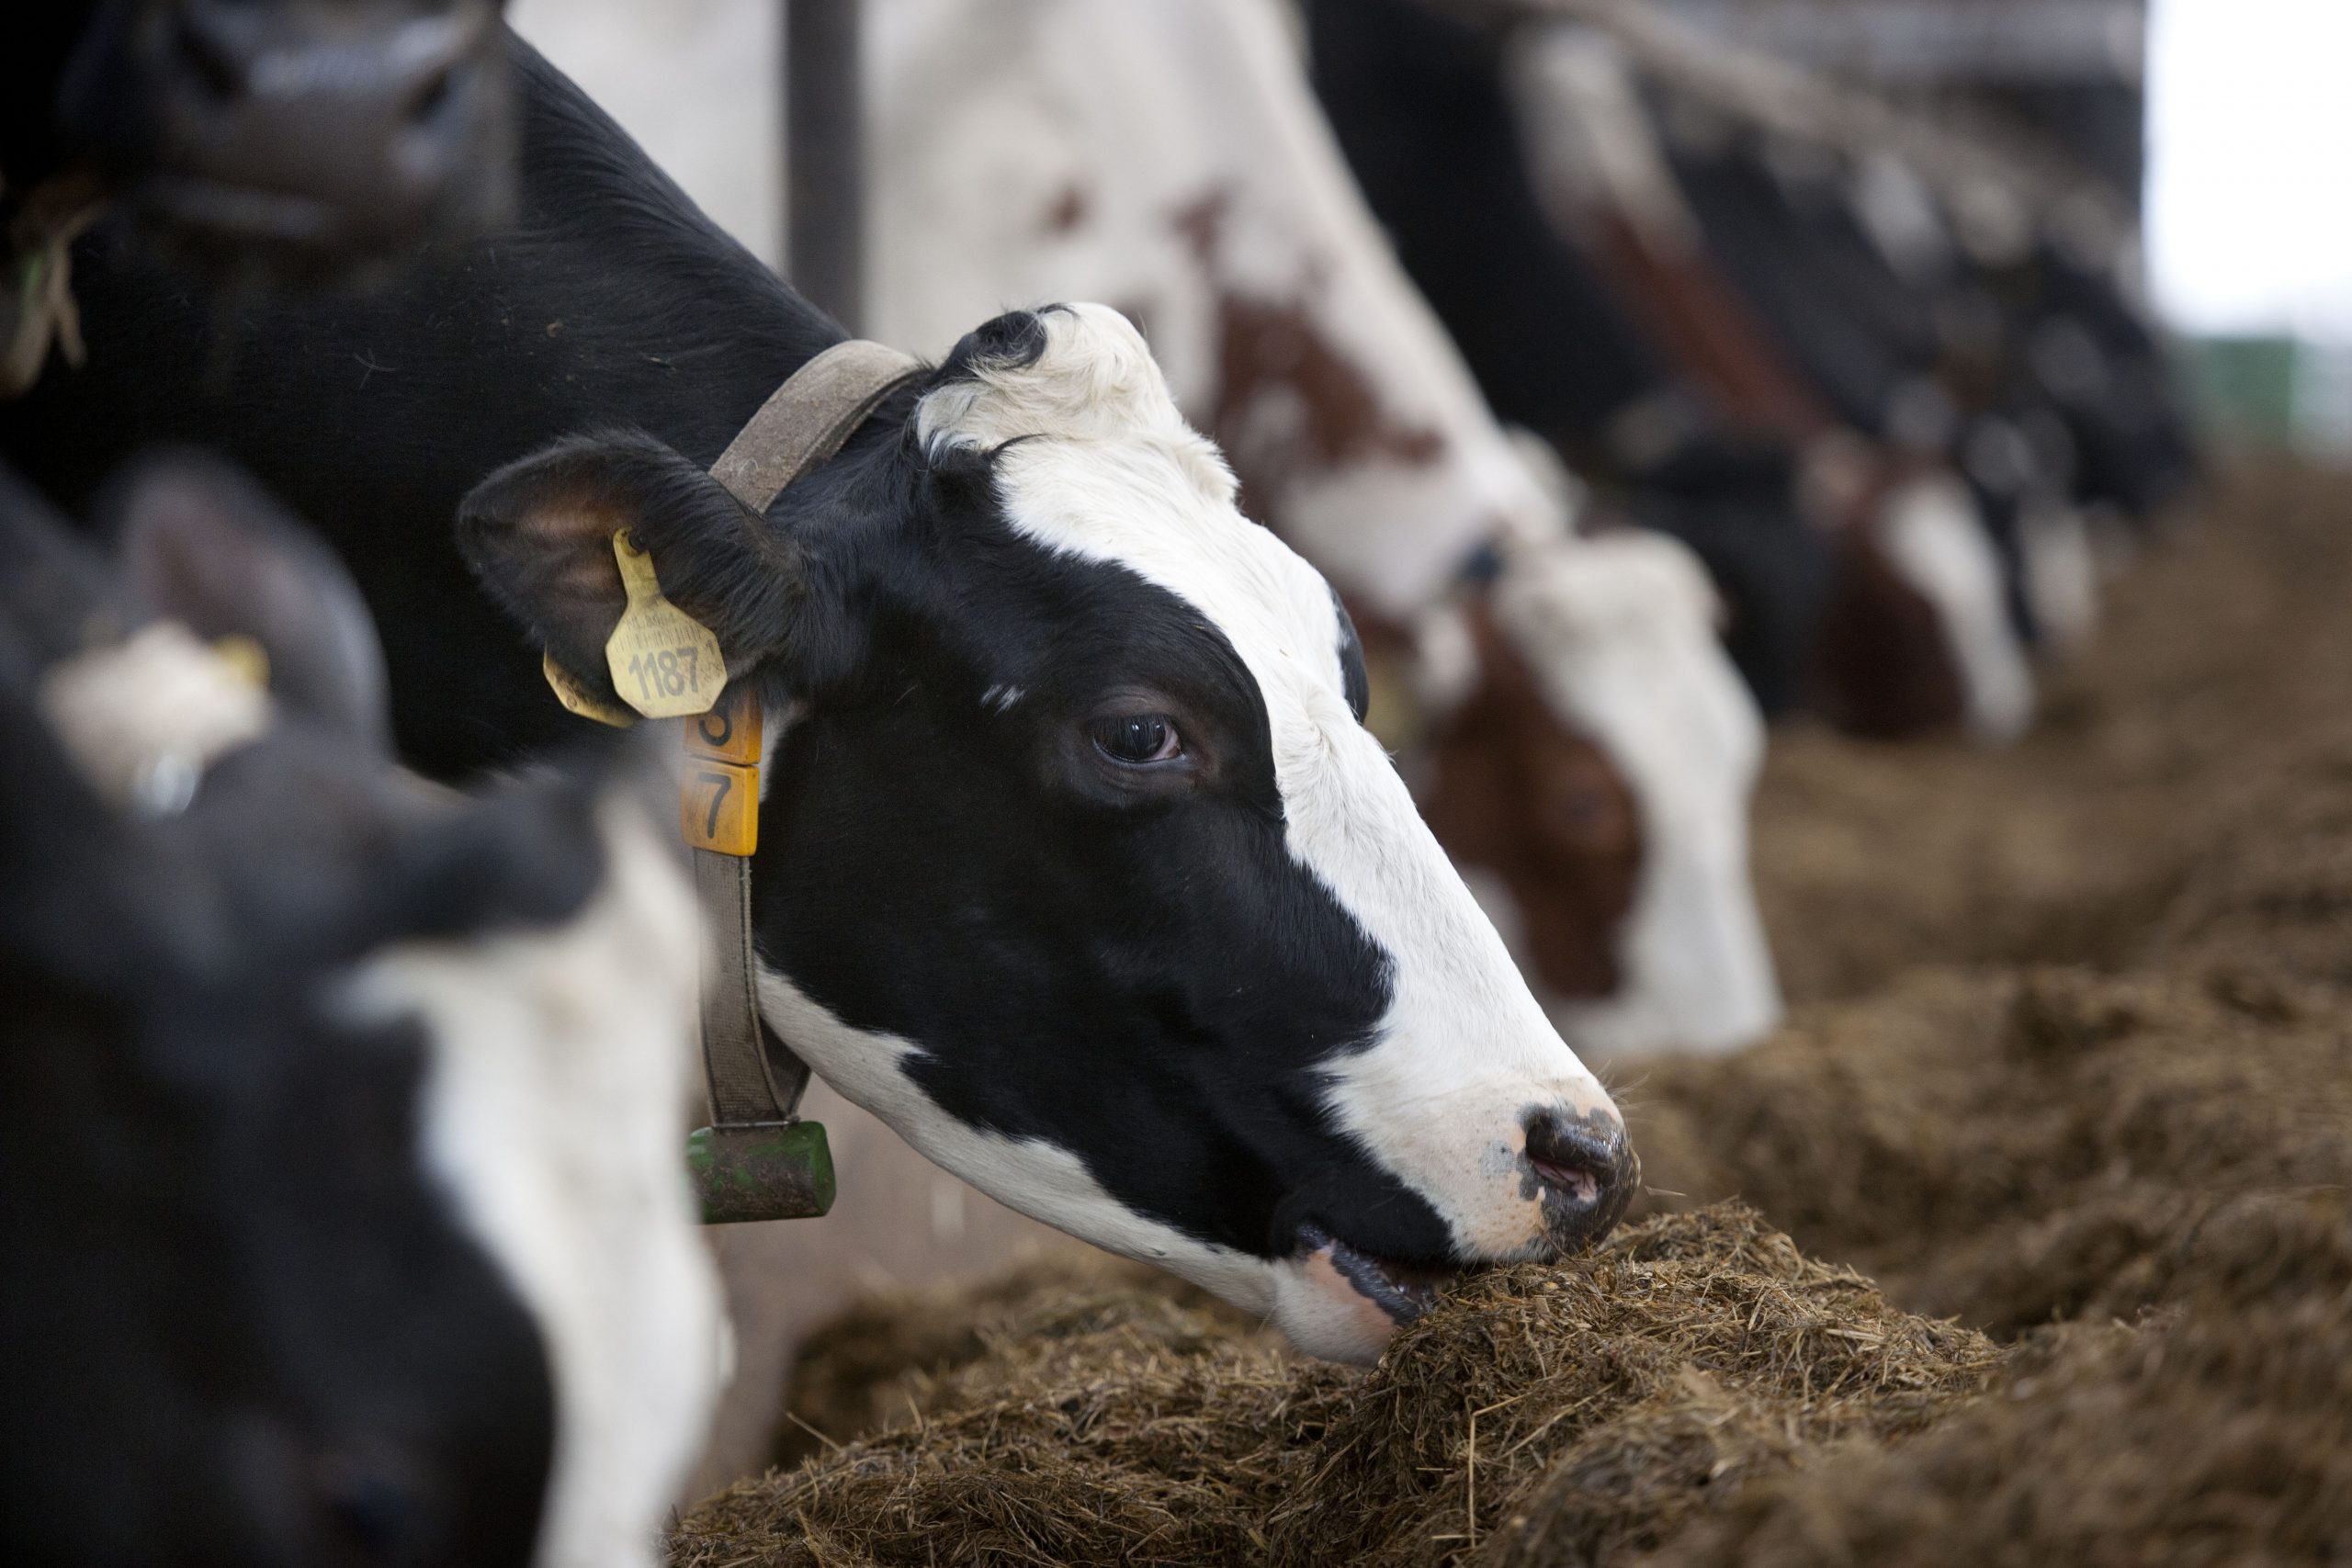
xmin=785 ymin=0 xmax=864 ymax=331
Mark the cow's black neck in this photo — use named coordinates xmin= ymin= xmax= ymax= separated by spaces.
xmin=489 ymin=39 xmax=847 ymax=463
xmin=0 ymin=32 xmax=859 ymax=781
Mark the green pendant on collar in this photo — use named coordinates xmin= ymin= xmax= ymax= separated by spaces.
xmin=688 ymin=1121 xmax=837 ymax=1225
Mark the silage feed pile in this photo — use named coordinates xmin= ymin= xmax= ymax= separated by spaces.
xmin=1625 ymin=964 xmax=2352 ymax=1335
xmin=677 ymin=1207 xmax=2007 ymax=1568
xmin=672 ymin=467 xmax=2352 ymax=1567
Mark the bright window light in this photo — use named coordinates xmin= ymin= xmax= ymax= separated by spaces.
xmin=2146 ymin=0 xmax=2352 ymax=343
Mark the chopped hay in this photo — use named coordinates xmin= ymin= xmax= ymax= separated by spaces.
xmin=672 ymin=465 xmax=2352 ymax=1567
xmin=1749 ymin=462 xmax=2352 ymax=1004
xmin=771 ymin=1251 xmax=1272 ymax=1468
xmin=1269 ymin=1205 xmax=1997 ymax=1568
xmin=1625 ymin=464 xmax=2352 ymax=1334
xmin=1654 ymin=1190 xmax=2352 ymax=1568
xmin=677 ymin=1196 xmax=2349 ymax=1568
xmin=1624 ymin=964 xmax=2352 ymax=1334
xmin=673 ymin=1207 xmax=1999 ymax=1568
xmin=678 ymin=1259 xmax=1333 ymax=1567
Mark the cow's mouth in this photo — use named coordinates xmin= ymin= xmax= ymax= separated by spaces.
xmin=1297 ymin=1224 xmax=1454 ymax=1325
xmin=141 ymin=175 xmax=342 ymax=247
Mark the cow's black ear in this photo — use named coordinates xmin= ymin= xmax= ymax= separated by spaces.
xmin=457 ymin=430 xmax=804 ymax=709
xmin=369 ymin=760 xmax=616 ymax=942
xmin=0 ymin=468 xmax=145 ymax=671
xmin=105 ymin=451 xmax=393 ymax=750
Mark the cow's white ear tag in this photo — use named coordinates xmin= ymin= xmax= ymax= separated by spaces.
xmin=605 ymin=529 xmax=727 ymax=719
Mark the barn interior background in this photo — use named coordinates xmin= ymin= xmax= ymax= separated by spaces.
xmin=504 ymin=0 xmax=2352 ymax=1531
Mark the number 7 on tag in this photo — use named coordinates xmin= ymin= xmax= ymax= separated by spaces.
xmin=683 ymin=761 xmax=758 ymax=855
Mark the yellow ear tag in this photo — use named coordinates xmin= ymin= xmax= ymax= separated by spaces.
xmin=605 ymin=530 xmax=727 ymax=719
xmin=210 ymin=634 xmax=271 ymax=692
xmin=543 ymin=650 xmax=639 ymax=728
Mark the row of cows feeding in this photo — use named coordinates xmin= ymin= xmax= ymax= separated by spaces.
xmin=1 ymin=1 xmax=2192 ymax=1563
xmin=809 ymin=0 xmax=2186 ymax=1043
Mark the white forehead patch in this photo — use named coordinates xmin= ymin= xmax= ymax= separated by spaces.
xmin=340 ymin=806 xmax=723 ymax=1568
xmin=918 ymin=304 xmax=1355 ymax=735
xmin=916 ymin=302 xmax=1616 ymax=1259
xmin=38 ymin=622 xmax=272 ymax=816
xmin=920 ymin=303 xmax=1242 ymax=505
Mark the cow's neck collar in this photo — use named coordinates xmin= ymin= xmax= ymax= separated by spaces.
xmin=543 ymin=339 xmax=923 ymax=1224
xmin=691 ymin=341 xmax=923 ymax=1224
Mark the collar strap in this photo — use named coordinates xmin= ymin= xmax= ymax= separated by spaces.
xmin=711 ymin=338 xmax=924 ymax=512
xmin=687 ymin=339 xmax=921 ymax=1222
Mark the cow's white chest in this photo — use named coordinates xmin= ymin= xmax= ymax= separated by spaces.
xmin=341 ymin=809 xmax=721 ymax=1568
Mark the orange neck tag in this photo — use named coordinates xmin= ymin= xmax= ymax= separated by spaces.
xmin=681 ymin=685 xmax=762 ymax=856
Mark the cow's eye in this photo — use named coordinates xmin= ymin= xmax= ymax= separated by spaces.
xmin=1091 ymin=713 xmax=1182 ymax=765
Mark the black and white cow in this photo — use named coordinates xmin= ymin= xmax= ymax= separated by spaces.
xmin=1306 ymin=0 xmax=2036 ymax=745
xmin=3 ymin=35 xmax=1634 ymax=1361
xmin=5 ymin=1 xmax=514 ymax=293
xmin=1644 ymin=103 xmax=2100 ymax=657
xmin=0 ymin=457 xmax=720 ymax=1566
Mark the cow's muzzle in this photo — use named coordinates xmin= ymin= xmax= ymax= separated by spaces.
xmin=1525 ymin=1106 xmax=1637 ymax=1250
xmin=127 ymin=1 xmax=511 ymax=268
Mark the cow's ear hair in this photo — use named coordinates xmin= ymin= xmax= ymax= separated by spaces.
xmin=457 ymin=430 xmax=804 ymax=707
xmin=105 ymin=451 xmax=393 ymax=750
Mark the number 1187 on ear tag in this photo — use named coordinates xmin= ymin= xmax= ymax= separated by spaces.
xmin=606 ymin=530 xmax=727 ymax=719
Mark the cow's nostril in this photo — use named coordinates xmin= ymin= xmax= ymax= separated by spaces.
xmin=1524 ymin=1108 xmax=1636 ymax=1248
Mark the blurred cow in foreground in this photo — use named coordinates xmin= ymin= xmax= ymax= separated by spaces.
xmin=0 ymin=457 xmax=721 ymax=1568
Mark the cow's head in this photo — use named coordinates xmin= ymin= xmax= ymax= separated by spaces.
xmin=1809 ymin=454 xmax=2034 ymax=745
xmin=0 ymin=457 xmax=718 ymax=1568
xmin=12 ymin=1 xmax=512 ymax=279
xmin=459 ymin=305 xmax=1634 ymax=1360
xmin=1421 ymin=529 xmax=1780 ymax=1059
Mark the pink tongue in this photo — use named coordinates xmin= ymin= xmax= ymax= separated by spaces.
xmin=1303 ymin=1247 xmax=1408 ymax=1337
